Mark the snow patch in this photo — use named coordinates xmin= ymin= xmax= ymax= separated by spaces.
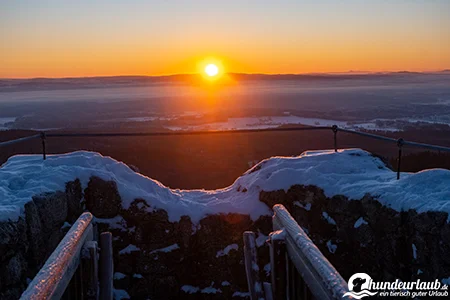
xmin=113 ymin=272 xmax=126 ymax=280
xmin=264 ymin=263 xmax=271 ymax=276
xmin=181 ymin=284 xmax=222 ymax=294
xmin=326 ymin=240 xmax=338 ymax=254
xmin=322 ymin=212 xmax=337 ymax=225
xmin=181 ymin=285 xmax=200 ymax=294
xmin=354 ymin=217 xmax=368 ymax=228
xmin=221 ymin=281 xmax=230 ymax=286
xmin=150 ymin=243 xmax=179 ymax=255
xmin=0 ymin=117 xmax=16 ymax=130
xmin=0 ymin=151 xmax=270 ymax=222
xmin=133 ymin=273 xmax=143 ymax=279
xmin=256 ymin=232 xmax=268 ymax=247
xmin=95 ymin=216 xmax=127 ymax=231
xmin=119 ymin=244 xmax=140 ymax=255
xmin=166 ymin=116 xmax=347 ymax=131
xmin=233 ymin=291 xmax=251 ymax=297
xmin=61 ymin=221 xmax=71 ymax=229
xmin=412 ymin=244 xmax=418 ymax=260
xmin=216 ymin=244 xmax=239 ymax=258
xmin=201 ymin=287 xmax=222 ymax=294
xmin=3 ymin=148 xmax=450 ymax=223
xmin=113 ymin=289 xmax=130 ymax=300
xmin=255 ymin=282 xmax=262 ymax=293
xmin=294 ymin=201 xmax=311 ymax=211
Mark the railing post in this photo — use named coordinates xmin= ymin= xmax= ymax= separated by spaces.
xmin=243 ymin=231 xmax=265 ymax=300
xmin=99 ymin=232 xmax=113 ymax=300
xmin=272 ymin=205 xmax=350 ymax=299
xmin=40 ymin=131 xmax=46 ymax=160
xmin=82 ymin=241 xmax=99 ymax=300
xmin=269 ymin=238 xmax=287 ymax=300
xmin=332 ymin=125 xmax=338 ymax=152
xmin=397 ymin=138 xmax=404 ymax=180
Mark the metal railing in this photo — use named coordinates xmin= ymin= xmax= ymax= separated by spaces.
xmin=20 ymin=212 xmax=113 ymax=300
xmin=243 ymin=204 xmax=350 ymax=300
xmin=2 ymin=125 xmax=450 ymax=179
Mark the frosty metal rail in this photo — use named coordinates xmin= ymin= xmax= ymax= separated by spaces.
xmin=270 ymin=204 xmax=349 ymax=300
xmin=2 ymin=125 xmax=450 ymax=179
xmin=20 ymin=212 xmax=113 ymax=300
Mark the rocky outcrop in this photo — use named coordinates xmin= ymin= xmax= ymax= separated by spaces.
xmin=85 ymin=176 xmax=121 ymax=218
xmin=93 ymin=177 xmax=272 ymax=299
xmin=260 ymin=184 xmax=450 ymax=284
xmin=0 ymin=180 xmax=83 ymax=299
xmin=3 ymin=174 xmax=450 ymax=299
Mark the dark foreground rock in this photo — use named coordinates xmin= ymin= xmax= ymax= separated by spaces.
xmin=94 ymin=176 xmax=272 ymax=299
xmin=0 ymin=179 xmax=83 ymax=299
xmin=2 ymin=175 xmax=450 ymax=299
xmin=261 ymin=184 xmax=450 ymax=285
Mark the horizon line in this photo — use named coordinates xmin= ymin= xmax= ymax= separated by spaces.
xmin=1 ymin=69 xmax=450 ymax=80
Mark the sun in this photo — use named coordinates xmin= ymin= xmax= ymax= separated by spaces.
xmin=204 ymin=63 xmax=219 ymax=77
xmin=198 ymin=58 xmax=224 ymax=82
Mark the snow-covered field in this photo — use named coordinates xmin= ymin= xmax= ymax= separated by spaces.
xmin=165 ymin=115 xmax=348 ymax=131
xmin=1 ymin=73 xmax=450 ymax=132
xmin=1 ymin=149 xmax=450 ymax=223
xmin=0 ymin=117 xmax=16 ymax=130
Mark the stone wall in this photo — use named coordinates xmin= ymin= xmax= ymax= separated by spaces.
xmin=0 ymin=179 xmax=83 ymax=299
xmin=86 ymin=176 xmax=271 ymax=299
xmin=260 ymin=184 xmax=450 ymax=284
xmin=3 ymin=176 xmax=450 ymax=299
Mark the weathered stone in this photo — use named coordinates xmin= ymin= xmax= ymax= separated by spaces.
xmin=0 ymin=218 xmax=27 ymax=262
xmin=24 ymin=200 xmax=44 ymax=267
xmin=1 ymin=184 xmax=83 ymax=297
xmin=411 ymin=210 xmax=448 ymax=235
xmin=0 ymin=254 xmax=27 ymax=287
xmin=175 ymin=216 xmax=193 ymax=249
xmin=65 ymin=179 xmax=83 ymax=222
xmin=84 ymin=176 xmax=121 ymax=218
xmin=4 ymin=173 xmax=450 ymax=299
xmin=259 ymin=184 xmax=450 ymax=285
xmin=32 ymin=191 xmax=68 ymax=234
xmin=0 ymin=287 xmax=24 ymax=300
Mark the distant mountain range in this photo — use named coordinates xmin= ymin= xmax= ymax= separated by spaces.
xmin=1 ymin=71 xmax=449 ymax=93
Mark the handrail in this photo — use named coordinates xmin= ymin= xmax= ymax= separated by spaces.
xmin=2 ymin=125 xmax=450 ymax=179
xmin=337 ymin=128 xmax=398 ymax=143
xmin=45 ymin=126 xmax=331 ymax=137
xmin=21 ymin=212 xmax=94 ymax=299
xmin=2 ymin=126 xmax=450 ymax=152
xmin=0 ymin=133 xmax=40 ymax=147
xmin=272 ymin=204 xmax=349 ymax=300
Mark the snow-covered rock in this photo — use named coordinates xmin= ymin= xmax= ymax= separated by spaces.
xmin=2 ymin=149 xmax=450 ymax=224
xmin=2 ymin=148 xmax=450 ymax=299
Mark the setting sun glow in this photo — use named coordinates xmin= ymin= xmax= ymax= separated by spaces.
xmin=205 ymin=64 xmax=219 ymax=77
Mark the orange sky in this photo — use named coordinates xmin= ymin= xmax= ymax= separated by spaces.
xmin=1 ymin=1 xmax=450 ymax=78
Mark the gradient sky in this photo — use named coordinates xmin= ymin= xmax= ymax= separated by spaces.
xmin=1 ymin=0 xmax=450 ymax=78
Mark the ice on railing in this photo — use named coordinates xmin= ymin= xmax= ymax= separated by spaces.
xmin=273 ymin=204 xmax=349 ymax=298
xmin=269 ymin=228 xmax=286 ymax=241
xmin=21 ymin=212 xmax=93 ymax=299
